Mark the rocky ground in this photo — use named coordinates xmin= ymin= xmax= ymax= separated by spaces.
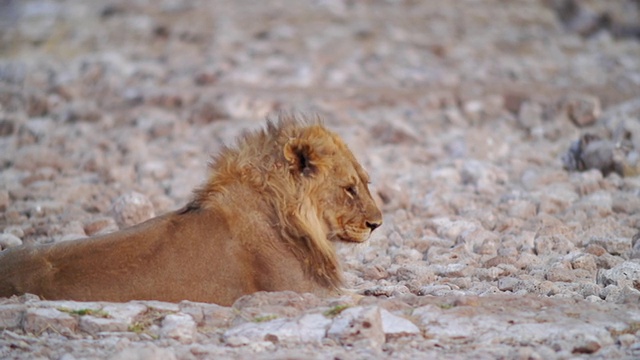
xmin=1 ymin=0 xmax=640 ymax=359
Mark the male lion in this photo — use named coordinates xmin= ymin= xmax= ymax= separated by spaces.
xmin=0 ymin=115 xmax=382 ymax=306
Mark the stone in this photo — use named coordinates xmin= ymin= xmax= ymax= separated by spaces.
xmin=370 ymin=121 xmax=419 ymax=145
xmin=108 ymin=343 xmax=177 ymax=360
xmin=534 ymin=234 xmax=574 ymax=256
xmin=224 ymin=313 xmax=331 ymax=345
xmin=84 ymin=218 xmax=119 ymax=236
xmin=571 ymin=253 xmax=597 ymax=272
xmin=0 ymin=233 xmax=22 ymax=249
xmin=101 ymin=303 xmax=147 ymax=324
xmin=160 ymin=314 xmax=197 ymax=344
xmin=379 ymin=309 xmax=420 ymax=339
xmin=111 ymin=192 xmax=155 ymax=228
xmin=564 ymin=94 xmax=601 ymax=127
xmin=545 ymin=262 xmax=576 ymax=282
xmin=537 ymin=184 xmax=579 ymax=214
xmin=0 ymin=304 xmax=26 ymax=329
xmin=497 ymin=277 xmax=520 ymax=292
xmin=327 ymin=306 xmax=385 ymax=351
xmin=429 ymin=218 xmax=478 ymax=242
xmin=23 ymin=308 xmax=78 ymax=335
xmin=0 ymin=189 xmax=9 ymax=211
xmin=458 ymin=159 xmax=507 ymax=193
xmin=590 ymin=237 xmax=632 ymax=256
xmin=604 ymin=286 xmax=640 ymax=304
xmin=79 ymin=316 xmax=129 ymax=336
xmin=597 ymin=261 xmax=640 ymax=289
xmin=3 ymin=225 xmax=25 ymax=238
xmin=507 ymin=199 xmax=537 ymax=219
xmin=517 ymin=101 xmax=543 ymax=130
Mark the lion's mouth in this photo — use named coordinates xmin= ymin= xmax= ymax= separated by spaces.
xmin=337 ymin=228 xmax=371 ymax=243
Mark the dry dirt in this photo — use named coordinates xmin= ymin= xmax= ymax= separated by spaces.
xmin=1 ymin=0 xmax=640 ymax=359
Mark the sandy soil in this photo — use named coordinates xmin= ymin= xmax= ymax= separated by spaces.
xmin=1 ymin=0 xmax=640 ymax=359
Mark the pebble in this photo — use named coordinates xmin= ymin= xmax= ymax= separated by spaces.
xmin=327 ymin=306 xmax=385 ymax=350
xmin=109 ymin=344 xmax=177 ymax=360
xmin=111 ymin=192 xmax=155 ymax=228
xmin=83 ymin=218 xmax=119 ymax=236
xmin=564 ymin=94 xmax=601 ymax=127
xmin=0 ymin=189 xmax=9 ymax=211
xmin=597 ymin=261 xmax=640 ymax=288
xmin=160 ymin=314 xmax=197 ymax=344
xmin=224 ymin=313 xmax=331 ymax=345
xmin=589 ymin=237 xmax=631 ymax=256
xmin=0 ymin=233 xmax=23 ymax=249
xmin=380 ymin=309 xmax=420 ymax=338
xmin=79 ymin=316 xmax=129 ymax=336
xmin=23 ymin=308 xmax=78 ymax=336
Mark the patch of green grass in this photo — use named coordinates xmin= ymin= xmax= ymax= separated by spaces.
xmin=438 ymin=303 xmax=455 ymax=310
xmin=324 ymin=304 xmax=350 ymax=318
xmin=253 ymin=314 xmax=278 ymax=323
xmin=128 ymin=322 xmax=146 ymax=334
xmin=126 ymin=309 xmax=171 ymax=337
xmin=58 ymin=308 xmax=110 ymax=318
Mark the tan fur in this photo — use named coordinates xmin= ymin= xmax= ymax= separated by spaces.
xmin=0 ymin=115 xmax=382 ymax=306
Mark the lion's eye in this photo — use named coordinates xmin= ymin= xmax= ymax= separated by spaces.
xmin=345 ymin=186 xmax=357 ymax=197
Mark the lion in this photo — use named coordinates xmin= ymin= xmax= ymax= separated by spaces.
xmin=0 ymin=114 xmax=382 ymax=306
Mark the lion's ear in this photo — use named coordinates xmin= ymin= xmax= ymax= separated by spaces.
xmin=284 ymin=139 xmax=317 ymax=177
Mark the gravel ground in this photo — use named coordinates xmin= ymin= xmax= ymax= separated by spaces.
xmin=1 ymin=0 xmax=640 ymax=359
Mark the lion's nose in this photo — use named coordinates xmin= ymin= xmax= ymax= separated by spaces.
xmin=366 ymin=221 xmax=381 ymax=232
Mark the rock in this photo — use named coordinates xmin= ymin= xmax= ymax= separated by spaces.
xmin=632 ymin=233 xmax=640 ymax=260
xmin=597 ymin=261 xmax=640 ymax=289
xmin=23 ymin=308 xmax=78 ymax=336
xmin=562 ymin=134 xmax=620 ymax=176
xmin=327 ymin=306 xmax=385 ymax=351
xmin=570 ymin=169 xmax=603 ymax=195
xmin=497 ymin=277 xmax=520 ymax=292
xmin=101 ymin=303 xmax=147 ymax=324
xmin=108 ymin=343 xmax=177 ymax=360
xmin=604 ymin=285 xmax=640 ymax=304
xmin=418 ymin=284 xmax=455 ymax=297
xmin=0 ymin=233 xmax=23 ymax=249
xmin=0 ymin=304 xmax=26 ymax=329
xmin=225 ymin=313 xmax=330 ymax=345
xmin=590 ymin=237 xmax=632 ymax=256
xmin=370 ymin=121 xmax=419 ymax=145
xmin=545 ymin=262 xmax=577 ymax=282
xmin=534 ymin=234 xmax=574 ymax=256
xmin=111 ymin=192 xmax=155 ymax=228
xmin=429 ymin=218 xmax=478 ymax=242
xmin=458 ymin=159 xmax=507 ymax=194
xmin=375 ymin=181 xmax=410 ymax=211
xmin=574 ymin=191 xmax=612 ymax=217
xmin=537 ymin=184 xmax=579 ymax=214
xmin=379 ymin=309 xmax=420 ymax=339
xmin=160 ymin=314 xmax=197 ymax=344
xmin=564 ymin=94 xmax=601 ymax=127
xmin=62 ymin=102 xmax=103 ymax=123
xmin=3 ymin=225 xmax=24 ymax=238
xmin=0 ymin=189 xmax=9 ymax=211
xmin=570 ymin=253 xmax=598 ymax=272
xmin=506 ymin=199 xmax=537 ymax=219
xmin=79 ymin=316 xmax=129 ymax=336
xmin=83 ymin=217 xmax=119 ymax=236
xmin=517 ymin=101 xmax=543 ymax=130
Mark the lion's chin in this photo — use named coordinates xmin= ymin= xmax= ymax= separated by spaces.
xmin=337 ymin=231 xmax=371 ymax=243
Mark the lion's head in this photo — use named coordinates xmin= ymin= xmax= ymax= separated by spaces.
xmin=194 ymin=114 xmax=383 ymax=289
xmin=281 ymin=122 xmax=382 ymax=244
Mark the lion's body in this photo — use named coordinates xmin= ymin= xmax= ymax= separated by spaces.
xmin=0 ymin=116 xmax=382 ymax=306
